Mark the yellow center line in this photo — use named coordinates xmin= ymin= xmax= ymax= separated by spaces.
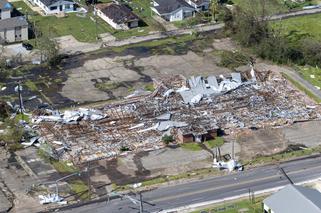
xmin=150 ymin=164 xmax=321 ymax=203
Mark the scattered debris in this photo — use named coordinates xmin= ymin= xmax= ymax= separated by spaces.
xmin=28 ymin=68 xmax=320 ymax=164
xmin=213 ymin=158 xmax=243 ymax=172
xmin=38 ymin=194 xmax=66 ymax=205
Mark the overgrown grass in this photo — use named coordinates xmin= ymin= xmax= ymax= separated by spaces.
xmin=245 ymin=145 xmax=321 ymax=166
xmin=144 ymin=83 xmax=154 ymax=92
xmin=96 ymin=82 xmax=120 ymax=91
xmin=52 ymin=161 xmax=78 ymax=173
xmin=281 ymin=72 xmax=321 ymax=103
xmin=15 ymin=113 xmax=30 ymax=123
xmin=297 ymin=66 xmax=321 ymax=89
xmin=37 ymin=148 xmax=78 ymax=173
xmin=24 ymin=80 xmax=38 ymax=92
xmin=110 ymin=34 xmax=197 ymax=53
xmin=111 ymin=168 xmax=222 ymax=190
xmin=205 ymin=137 xmax=224 ymax=148
xmin=0 ymin=118 xmax=24 ymax=151
xmin=274 ymin=13 xmax=321 ymax=42
xmin=69 ymin=180 xmax=90 ymax=200
xmin=180 ymin=143 xmax=203 ymax=151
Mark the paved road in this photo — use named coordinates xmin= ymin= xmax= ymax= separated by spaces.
xmin=282 ymin=69 xmax=321 ymax=100
xmin=59 ymin=155 xmax=321 ymax=213
xmin=270 ymin=8 xmax=321 ymax=21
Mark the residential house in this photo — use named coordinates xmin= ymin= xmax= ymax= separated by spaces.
xmin=31 ymin=0 xmax=75 ymax=15
xmin=263 ymin=184 xmax=321 ymax=213
xmin=185 ymin=0 xmax=210 ymax=11
xmin=0 ymin=0 xmax=28 ymax=43
xmin=151 ymin=0 xmax=195 ymax=22
xmin=95 ymin=3 xmax=140 ymax=30
xmin=0 ymin=0 xmax=11 ymax=19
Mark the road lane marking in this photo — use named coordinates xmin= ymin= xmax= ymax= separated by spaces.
xmin=149 ymin=164 xmax=321 ymax=203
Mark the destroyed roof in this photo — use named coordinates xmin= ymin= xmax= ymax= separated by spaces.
xmin=96 ymin=3 xmax=139 ymax=24
xmin=32 ymin=70 xmax=320 ymax=164
xmin=178 ymin=73 xmax=246 ymax=104
xmin=264 ymin=185 xmax=321 ymax=213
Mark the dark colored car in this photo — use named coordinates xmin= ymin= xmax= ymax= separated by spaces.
xmin=22 ymin=42 xmax=33 ymax=50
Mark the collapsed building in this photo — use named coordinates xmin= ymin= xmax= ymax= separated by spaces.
xmin=30 ymin=68 xmax=321 ymax=164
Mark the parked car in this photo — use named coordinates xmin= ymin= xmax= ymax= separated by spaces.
xmin=22 ymin=42 xmax=33 ymax=50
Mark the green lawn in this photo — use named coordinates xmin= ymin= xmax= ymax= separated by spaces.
xmin=192 ymin=197 xmax=264 ymax=213
xmin=69 ymin=180 xmax=90 ymax=200
xmin=232 ymin=0 xmax=288 ymax=15
xmin=275 ymin=13 xmax=321 ymax=41
xmin=181 ymin=142 xmax=203 ymax=151
xmin=205 ymin=137 xmax=224 ymax=149
xmin=12 ymin=1 xmax=154 ymax=42
xmin=281 ymin=72 xmax=321 ymax=103
xmin=297 ymin=66 xmax=321 ymax=89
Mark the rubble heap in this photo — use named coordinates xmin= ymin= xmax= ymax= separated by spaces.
xmin=31 ymin=69 xmax=321 ymax=164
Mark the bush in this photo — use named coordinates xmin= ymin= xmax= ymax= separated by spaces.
xmin=162 ymin=135 xmax=174 ymax=145
xmin=219 ymin=51 xmax=250 ymax=69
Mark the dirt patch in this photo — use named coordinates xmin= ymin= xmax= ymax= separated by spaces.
xmin=212 ymin=38 xmax=238 ymax=51
xmin=237 ymin=128 xmax=287 ymax=160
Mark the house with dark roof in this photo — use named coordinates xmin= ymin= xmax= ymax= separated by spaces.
xmin=95 ymin=3 xmax=140 ymax=30
xmin=31 ymin=0 xmax=75 ymax=15
xmin=0 ymin=0 xmax=28 ymax=43
xmin=185 ymin=0 xmax=210 ymax=11
xmin=151 ymin=0 xmax=195 ymax=22
xmin=263 ymin=184 xmax=321 ymax=213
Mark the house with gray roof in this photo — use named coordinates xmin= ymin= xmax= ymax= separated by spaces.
xmin=0 ymin=0 xmax=28 ymax=43
xmin=0 ymin=0 xmax=12 ymax=19
xmin=263 ymin=184 xmax=321 ymax=213
xmin=151 ymin=0 xmax=195 ymax=22
xmin=185 ymin=0 xmax=210 ymax=11
xmin=31 ymin=0 xmax=75 ymax=15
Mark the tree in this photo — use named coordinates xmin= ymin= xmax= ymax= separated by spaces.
xmin=210 ymin=0 xmax=219 ymax=22
xmin=37 ymin=35 xmax=60 ymax=66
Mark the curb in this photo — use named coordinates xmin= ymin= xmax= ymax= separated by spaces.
xmin=158 ymin=177 xmax=321 ymax=213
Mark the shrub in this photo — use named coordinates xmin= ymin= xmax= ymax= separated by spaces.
xmin=162 ymin=135 xmax=174 ymax=145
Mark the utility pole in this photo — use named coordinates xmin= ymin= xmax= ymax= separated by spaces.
xmin=94 ymin=4 xmax=98 ymax=40
xmin=87 ymin=161 xmax=91 ymax=199
xmin=139 ymin=192 xmax=143 ymax=213
xmin=280 ymin=167 xmax=294 ymax=184
xmin=232 ymin=140 xmax=235 ymax=159
xmin=16 ymin=81 xmax=24 ymax=114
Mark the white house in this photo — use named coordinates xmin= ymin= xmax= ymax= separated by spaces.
xmin=0 ymin=0 xmax=28 ymax=43
xmin=185 ymin=0 xmax=210 ymax=11
xmin=31 ymin=0 xmax=75 ymax=15
xmin=95 ymin=3 xmax=139 ymax=30
xmin=151 ymin=0 xmax=195 ymax=22
xmin=263 ymin=185 xmax=321 ymax=213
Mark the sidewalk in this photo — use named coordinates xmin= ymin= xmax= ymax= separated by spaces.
xmin=56 ymin=23 xmax=224 ymax=54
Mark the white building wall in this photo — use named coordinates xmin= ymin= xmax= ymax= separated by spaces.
xmin=5 ymin=28 xmax=15 ymax=42
xmin=1 ymin=10 xmax=11 ymax=20
xmin=169 ymin=9 xmax=183 ymax=22
xmin=96 ymin=9 xmax=121 ymax=29
xmin=21 ymin=26 xmax=28 ymax=41
xmin=263 ymin=203 xmax=275 ymax=213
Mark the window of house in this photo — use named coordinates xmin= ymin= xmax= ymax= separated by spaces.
xmin=65 ymin=4 xmax=70 ymax=9
xmin=50 ymin=6 xmax=57 ymax=10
